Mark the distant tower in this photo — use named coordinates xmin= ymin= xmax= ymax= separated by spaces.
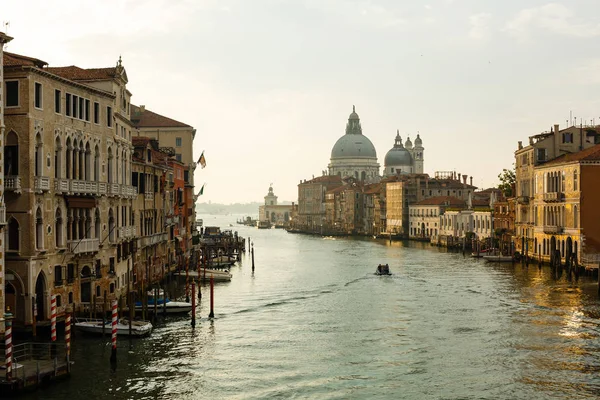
xmin=264 ymin=184 xmax=278 ymax=206
xmin=413 ymin=134 xmax=424 ymax=174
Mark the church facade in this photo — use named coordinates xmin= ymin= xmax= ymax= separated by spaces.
xmin=327 ymin=106 xmax=424 ymax=180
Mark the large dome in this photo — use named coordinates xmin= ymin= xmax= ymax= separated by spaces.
xmin=331 ymin=134 xmax=377 ymax=159
xmin=330 ymin=105 xmax=377 ymax=159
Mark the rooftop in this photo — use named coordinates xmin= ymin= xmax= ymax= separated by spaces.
xmin=543 ymin=143 xmax=600 ymax=166
xmin=131 ymin=105 xmax=192 ymax=129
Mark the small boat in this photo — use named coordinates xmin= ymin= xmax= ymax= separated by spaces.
xmin=135 ymin=290 xmax=192 ymax=315
xmin=375 ymin=264 xmax=391 ymax=275
xmin=74 ymin=318 xmax=153 ymax=337
xmin=175 ymin=269 xmax=233 ymax=282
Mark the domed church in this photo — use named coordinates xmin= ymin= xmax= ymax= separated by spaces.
xmin=383 ymin=130 xmax=425 ymax=176
xmin=328 ymin=106 xmax=380 ymax=182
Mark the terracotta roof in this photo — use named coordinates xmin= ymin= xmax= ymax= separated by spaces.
xmin=301 ymin=175 xmax=342 ymax=185
xmin=45 ymin=66 xmax=117 ymax=81
xmin=132 ymin=136 xmax=152 ymax=146
xmin=4 ymin=51 xmax=47 ymax=68
xmin=543 ymin=143 xmax=600 ymax=166
xmin=414 ymin=196 xmax=466 ymax=207
xmin=130 ymin=105 xmax=191 ymax=128
xmin=472 ymin=199 xmax=490 ymax=207
xmin=364 ymin=183 xmax=381 ymax=194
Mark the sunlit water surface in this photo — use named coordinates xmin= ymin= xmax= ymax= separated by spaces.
xmin=23 ymin=215 xmax=600 ymax=399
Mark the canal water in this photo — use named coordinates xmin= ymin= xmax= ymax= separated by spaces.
xmin=21 ymin=215 xmax=600 ymax=399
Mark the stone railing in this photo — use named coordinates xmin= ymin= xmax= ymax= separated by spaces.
xmin=70 ymin=179 xmax=98 ymax=195
xmin=5 ymin=175 xmax=21 ymax=192
xmin=543 ymin=192 xmax=563 ymax=203
xmin=67 ymin=238 xmax=100 ymax=254
xmin=139 ymin=232 xmax=168 ymax=247
xmin=108 ymin=183 xmax=120 ymax=196
xmin=34 ymin=176 xmax=51 ymax=192
xmin=122 ymin=185 xmax=138 ymax=198
xmin=543 ymin=225 xmax=563 ymax=234
xmin=145 ymin=192 xmax=154 ymax=201
xmin=54 ymin=178 xmax=69 ymax=193
xmin=118 ymin=226 xmax=136 ymax=239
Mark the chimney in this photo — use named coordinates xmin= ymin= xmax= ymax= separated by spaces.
xmin=518 ymin=141 xmax=523 ymax=150
xmin=554 ymin=124 xmax=559 ymax=134
xmin=457 ymin=172 xmax=461 ymax=181
xmin=462 ymin=174 xmax=467 ymax=186
xmin=140 ymin=105 xmax=146 ymax=113
xmin=470 ymin=176 xmax=473 ymax=186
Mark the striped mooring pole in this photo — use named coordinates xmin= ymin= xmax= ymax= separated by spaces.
xmin=4 ymin=310 xmax=13 ymax=381
xmin=65 ymin=312 xmax=71 ymax=361
xmin=51 ymin=294 xmax=57 ymax=342
xmin=110 ymin=300 xmax=117 ymax=364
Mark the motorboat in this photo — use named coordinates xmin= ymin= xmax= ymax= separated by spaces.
xmin=175 ymin=268 xmax=232 ymax=282
xmin=74 ymin=318 xmax=153 ymax=337
xmin=375 ymin=264 xmax=391 ymax=275
xmin=135 ymin=290 xmax=193 ymax=315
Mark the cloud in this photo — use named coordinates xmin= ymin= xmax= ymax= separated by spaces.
xmin=469 ymin=13 xmax=491 ymax=41
xmin=505 ymin=3 xmax=600 ymax=41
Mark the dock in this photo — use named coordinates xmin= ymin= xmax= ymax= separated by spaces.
xmin=0 ymin=342 xmax=70 ymax=396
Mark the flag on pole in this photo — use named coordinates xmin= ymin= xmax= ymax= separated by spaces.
xmin=193 ymin=184 xmax=205 ymax=202
xmin=197 ymin=151 xmax=206 ymax=169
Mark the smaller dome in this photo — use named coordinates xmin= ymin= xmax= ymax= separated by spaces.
xmin=405 ymin=136 xmax=413 ymax=149
xmin=414 ymin=134 xmax=422 ymax=146
xmin=385 ymin=147 xmax=412 ymax=166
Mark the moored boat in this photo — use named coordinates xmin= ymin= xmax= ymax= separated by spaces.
xmin=74 ymin=318 xmax=153 ymax=337
xmin=135 ymin=290 xmax=193 ymax=314
xmin=175 ymin=268 xmax=232 ymax=282
xmin=483 ymin=254 xmax=514 ymax=263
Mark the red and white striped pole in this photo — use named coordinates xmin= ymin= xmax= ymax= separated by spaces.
xmin=4 ymin=310 xmax=13 ymax=381
xmin=110 ymin=300 xmax=117 ymax=364
xmin=51 ymin=294 xmax=57 ymax=342
xmin=65 ymin=312 xmax=71 ymax=360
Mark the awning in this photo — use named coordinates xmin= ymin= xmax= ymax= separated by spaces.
xmin=65 ymin=196 xmax=97 ymax=208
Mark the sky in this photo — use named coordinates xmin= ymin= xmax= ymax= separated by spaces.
xmin=4 ymin=0 xmax=600 ymax=204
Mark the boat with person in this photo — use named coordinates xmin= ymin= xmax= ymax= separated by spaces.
xmin=375 ymin=264 xmax=391 ymax=275
xmin=482 ymin=249 xmax=513 ymax=263
xmin=74 ymin=318 xmax=153 ymax=337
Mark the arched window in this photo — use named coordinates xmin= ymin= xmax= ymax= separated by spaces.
xmin=94 ymin=145 xmax=100 ymax=182
xmin=574 ymin=205 xmax=578 ymax=228
xmin=55 ymin=208 xmax=63 ymax=248
xmin=7 ymin=217 xmax=19 ymax=251
xmin=107 ymin=147 xmax=113 ymax=184
xmin=5 ymin=130 xmax=19 ymax=176
xmin=35 ymin=133 xmax=43 ymax=176
xmin=65 ymin=137 xmax=72 ymax=179
xmin=108 ymin=209 xmax=115 ymax=242
xmin=95 ymin=208 xmax=101 ymax=239
xmin=54 ymin=136 xmax=62 ymax=179
xmin=85 ymin=142 xmax=91 ymax=181
xmin=78 ymin=140 xmax=85 ymax=180
xmin=36 ymin=207 xmax=44 ymax=250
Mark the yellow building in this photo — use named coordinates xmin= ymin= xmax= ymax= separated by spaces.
xmin=532 ymin=143 xmax=600 ymax=266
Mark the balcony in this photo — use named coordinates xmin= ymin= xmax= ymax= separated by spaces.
xmin=543 ymin=192 xmax=563 ymax=203
xmin=34 ymin=176 xmax=51 ymax=192
xmin=516 ymin=196 xmax=529 ymax=205
xmin=98 ymin=182 xmax=107 ymax=195
xmin=543 ymin=225 xmax=563 ymax=234
xmin=139 ymin=232 xmax=168 ymax=247
xmin=5 ymin=175 xmax=21 ymax=192
xmin=67 ymin=238 xmax=100 ymax=254
xmin=118 ymin=226 xmax=136 ymax=239
xmin=70 ymin=179 xmax=98 ymax=196
xmin=145 ymin=192 xmax=154 ymax=201
xmin=108 ymin=183 xmax=120 ymax=196
xmin=55 ymin=178 xmax=69 ymax=193
xmin=122 ymin=185 xmax=137 ymax=198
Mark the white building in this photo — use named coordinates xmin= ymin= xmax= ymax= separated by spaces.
xmin=409 ymin=196 xmax=465 ymax=240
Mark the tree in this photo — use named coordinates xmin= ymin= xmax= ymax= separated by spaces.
xmin=497 ymin=167 xmax=516 ymax=197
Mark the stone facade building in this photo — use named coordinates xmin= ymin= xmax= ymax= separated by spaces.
xmin=258 ymin=185 xmax=292 ymax=227
xmin=514 ymin=124 xmax=600 ymax=256
xmin=3 ymin=52 xmax=137 ymax=327
xmin=295 ymin=175 xmax=342 ymax=232
xmin=409 ymin=196 xmax=466 ymax=240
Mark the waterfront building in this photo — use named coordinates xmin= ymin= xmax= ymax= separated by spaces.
xmin=295 ymin=175 xmax=342 ymax=232
xmin=0 ymin=32 xmax=12 ymax=334
xmin=383 ymin=130 xmax=424 ymax=176
xmin=514 ymin=123 xmax=600 ymax=256
xmin=493 ymin=197 xmax=515 ymax=252
xmin=328 ymin=106 xmax=380 ymax=182
xmin=3 ymin=52 xmax=137 ymax=326
xmin=131 ymin=137 xmax=171 ymax=285
xmin=385 ymin=172 xmax=476 ymax=237
xmin=531 ymin=143 xmax=600 ymax=266
xmin=258 ymin=185 xmax=293 ymax=227
xmin=130 ymin=105 xmax=197 ymax=252
xmin=167 ymin=157 xmax=191 ymax=270
xmin=408 ymin=196 xmax=465 ymax=240
xmin=323 ymin=178 xmax=380 ymax=235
